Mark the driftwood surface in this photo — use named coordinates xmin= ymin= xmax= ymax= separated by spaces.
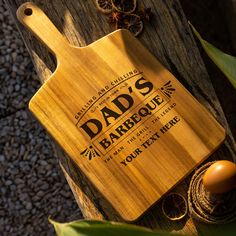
xmin=6 ymin=0 xmax=236 ymax=235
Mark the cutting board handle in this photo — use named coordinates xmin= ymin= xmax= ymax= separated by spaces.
xmin=17 ymin=2 xmax=70 ymax=58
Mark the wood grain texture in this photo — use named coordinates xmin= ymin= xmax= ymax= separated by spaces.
xmin=16 ymin=2 xmax=226 ymax=220
xmin=6 ymin=0 xmax=236 ymax=234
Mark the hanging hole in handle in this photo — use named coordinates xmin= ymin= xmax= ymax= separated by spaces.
xmin=24 ymin=8 xmax=33 ymax=16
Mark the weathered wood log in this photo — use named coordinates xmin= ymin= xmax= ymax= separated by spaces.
xmin=6 ymin=0 xmax=236 ymax=234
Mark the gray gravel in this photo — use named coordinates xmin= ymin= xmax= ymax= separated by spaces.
xmin=0 ymin=2 xmax=82 ymax=236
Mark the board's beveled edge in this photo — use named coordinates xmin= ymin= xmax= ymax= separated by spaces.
xmin=27 ymin=27 xmax=228 ymax=222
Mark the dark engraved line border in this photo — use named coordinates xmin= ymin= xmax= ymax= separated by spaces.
xmin=75 ymin=71 xmax=143 ymax=126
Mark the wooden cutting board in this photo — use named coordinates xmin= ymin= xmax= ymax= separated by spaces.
xmin=17 ymin=2 xmax=226 ymax=221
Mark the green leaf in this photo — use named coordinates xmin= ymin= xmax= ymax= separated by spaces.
xmin=189 ymin=22 xmax=236 ymax=89
xmin=49 ymin=219 xmax=180 ymax=236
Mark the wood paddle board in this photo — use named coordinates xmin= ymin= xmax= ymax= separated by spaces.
xmin=17 ymin=2 xmax=225 ymax=221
